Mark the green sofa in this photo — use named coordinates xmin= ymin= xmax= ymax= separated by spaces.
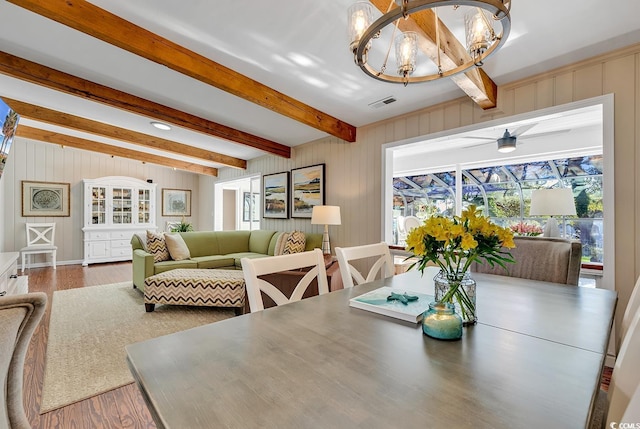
xmin=130 ymin=230 xmax=323 ymax=290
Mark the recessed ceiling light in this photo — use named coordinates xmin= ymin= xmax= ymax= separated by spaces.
xmin=151 ymin=121 xmax=171 ymax=131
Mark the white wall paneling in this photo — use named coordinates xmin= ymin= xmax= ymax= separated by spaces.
xmin=209 ymin=43 xmax=640 ymax=354
xmin=0 ymin=138 xmax=200 ymax=266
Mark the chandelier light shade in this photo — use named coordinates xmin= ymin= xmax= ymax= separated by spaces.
xmin=464 ymin=8 xmax=495 ymax=65
xmin=395 ymin=31 xmax=418 ymax=77
xmin=347 ymin=0 xmax=512 ymax=85
xmin=348 ymin=2 xmax=375 ymax=53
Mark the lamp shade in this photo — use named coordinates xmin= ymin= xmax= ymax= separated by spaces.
xmin=529 ymin=188 xmax=577 ymax=216
xmin=311 ymin=205 xmax=341 ymax=225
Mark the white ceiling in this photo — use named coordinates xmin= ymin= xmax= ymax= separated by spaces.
xmin=393 ymin=104 xmax=605 ymax=176
xmin=1 ymin=1 xmax=639 ymax=172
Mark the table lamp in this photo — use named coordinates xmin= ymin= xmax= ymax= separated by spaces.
xmin=529 ymin=188 xmax=576 ymax=238
xmin=311 ymin=205 xmax=341 ymax=255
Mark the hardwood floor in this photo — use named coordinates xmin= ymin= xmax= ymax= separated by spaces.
xmin=22 ymin=262 xmax=156 ymax=429
xmin=20 ymin=262 xmax=614 ymax=428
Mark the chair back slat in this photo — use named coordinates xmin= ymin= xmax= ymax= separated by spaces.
xmin=620 ymin=276 xmax=640 ymax=345
xmin=607 ymin=308 xmax=640 ymax=425
xmin=26 ymin=223 xmax=56 ymax=246
xmin=335 ymin=242 xmax=395 ymax=289
xmin=241 ymin=249 xmax=329 ymax=312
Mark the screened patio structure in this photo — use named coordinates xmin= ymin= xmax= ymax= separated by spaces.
xmin=392 ymin=154 xmax=604 ymax=265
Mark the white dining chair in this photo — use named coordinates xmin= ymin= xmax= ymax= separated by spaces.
xmin=606 ymin=307 xmax=640 ymax=426
xmin=240 ymin=249 xmax=328 ymax=312
xmin=620 ymin=382 xmax=640 ymax=424
xmin=335 ymin=242 xmax=395 ymax=289
xmin=619 ymin=275 xmax=640 ymax=346
xmin=20 ymin=223 xmax=57 ymax=273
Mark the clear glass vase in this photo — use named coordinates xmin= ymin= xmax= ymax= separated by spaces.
xmin=433 ymin=270 xmax=477 ymax=326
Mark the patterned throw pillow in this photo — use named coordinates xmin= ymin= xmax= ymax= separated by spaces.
xmin=274 ymin=232 xmax=290 ymax=256
xmin=283 ymin=231 xmax=306 ymax=254
xmin=147 ymin=230 xmax=170 ymax=262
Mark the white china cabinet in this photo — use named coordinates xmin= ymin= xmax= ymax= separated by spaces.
xmin=82 ymin=176 xmax=157 ymax=265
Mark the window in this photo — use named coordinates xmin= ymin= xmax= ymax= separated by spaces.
xmin=392 ymin=155 xmax=604 ymax=264
xmin=382 ymin=95 xmax=614 ymax=291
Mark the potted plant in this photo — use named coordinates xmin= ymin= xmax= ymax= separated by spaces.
xmin=170 ymin=216 xmax=194 ymax=232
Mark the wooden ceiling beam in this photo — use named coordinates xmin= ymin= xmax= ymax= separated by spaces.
xmin=4 ymin=97 xmax=246 ymax=170
xmin=16 ymin=126 xmax=219 ymax=176
xmin=6 ymin=0 xmax=357 ymax=142
xmin=0 ymin=51 xmax=291 ymax=159
xmin=369 ymin=1 xmax=498 ymax=109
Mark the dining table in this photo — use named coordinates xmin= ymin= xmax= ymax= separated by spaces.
xmin=125 ymin=266 xmax=617 ymax=429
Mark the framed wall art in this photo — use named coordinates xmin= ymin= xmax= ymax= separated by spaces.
xmin=22 ymin=180 xmax=70 ymax=217
xmin=162 ymin=188 xmax=191 ymax=216
xmin=243 ymin=192 xmax=259 ymax=222
xmin=263 ymin=171 xmax=289 ymax=219
xmin=291 ymin=163 xmax=325 ymax=218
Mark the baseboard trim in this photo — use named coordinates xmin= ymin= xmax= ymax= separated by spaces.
xmin=19 ymin=259 xmax=86 ymax=271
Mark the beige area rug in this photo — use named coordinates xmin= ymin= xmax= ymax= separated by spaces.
xmin=40 ymin=282 xmax=235 ymax=413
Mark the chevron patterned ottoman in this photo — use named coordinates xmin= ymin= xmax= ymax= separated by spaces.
xmin=144 ymin=268 xmax=245 ymax=315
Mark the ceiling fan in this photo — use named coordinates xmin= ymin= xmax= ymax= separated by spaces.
xmin=462 ymin=124 xmax=571 ymax=153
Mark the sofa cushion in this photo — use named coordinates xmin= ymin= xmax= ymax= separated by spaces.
xmin=191 ymin=255 xmax=236 ymax=269
xmin=226 ymin=252 xmax=269 ymax=268
xmin=304 ymin=233 xmax=323 ymax=252
xmin=248 ymin=230 xmax=278 ymax=254
xmin=215 ymin=231 xmax=252 ymax=255
xmin=154 ymin=259 xmax=198 ymax=274
xmin=147 ymin=230 xmax=170 ymax=262
xmin=179 ymin=232 xmax=220 ymax=257
xmin=165 ymin=233 xmax=191 ymax=261
xmin=283 ymin=231 xmax=306 ymax=254
xmin=274 ymin=232 xmax=290 ymax=256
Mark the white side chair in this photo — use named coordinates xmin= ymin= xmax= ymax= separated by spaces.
xmin=403 ymin=216 xmax=422 ymax=233
xmin=165 ymin=221 xmax=180 ymax=232
xmin=396 ymin=215 xmax=407 ymax=243
xmin=20 ymin=223 xmax=57 ymax=273
xmin=241 ymin=249 xmax=329 ymax=313
xmin=335 ymin=242 xmax=395 ymax=289
xmin=606 ymin=308 xmax=640 ymax=426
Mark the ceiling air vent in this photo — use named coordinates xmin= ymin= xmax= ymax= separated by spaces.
xmin=368 ymin=96 xmax=397 ymax=109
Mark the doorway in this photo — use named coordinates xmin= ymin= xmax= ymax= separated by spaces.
xmin=214 ymin=175 xmax=261 ymax=231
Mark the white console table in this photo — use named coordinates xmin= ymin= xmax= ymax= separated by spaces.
xmin=0 ymin=252 xmax=29 ymax=296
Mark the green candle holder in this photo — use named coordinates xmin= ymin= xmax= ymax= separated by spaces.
xmin=422 ymin=301 xmax=463 ymax=340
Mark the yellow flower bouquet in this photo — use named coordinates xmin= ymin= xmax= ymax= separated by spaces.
xmin=405 ymin=205 xmax=516 ymax=323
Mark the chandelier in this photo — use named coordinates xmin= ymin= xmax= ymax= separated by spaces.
xmin=347 ymin=0 xmax=511 ymax=85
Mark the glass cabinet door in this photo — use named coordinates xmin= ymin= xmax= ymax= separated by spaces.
xmin=112 ymin=187 xmax=133 ymax=224
xmin=91 ymin=186 xmax=107 ymax=225
xmin=138 ymin=189 xmax=151 ymax=224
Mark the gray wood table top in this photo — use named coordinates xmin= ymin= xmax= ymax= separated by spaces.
xmin=126 ymin=268 xmax=617 ymax=429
